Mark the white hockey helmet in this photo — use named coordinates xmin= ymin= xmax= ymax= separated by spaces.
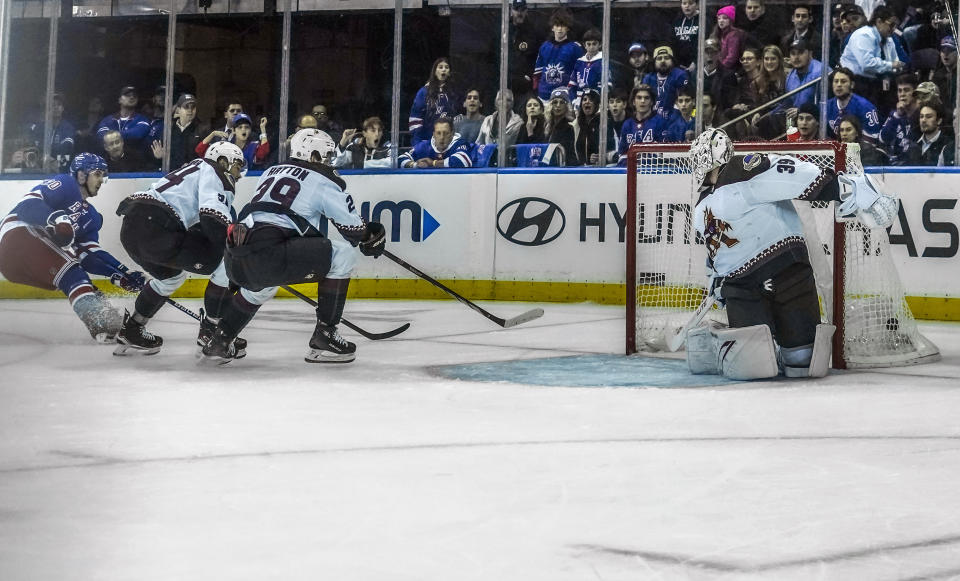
xmin=690 ymin=128 xmax=734 ymax=186
xmin=289 ymin=128 xmax=336 ymax=164
xmin=204 ymin=141 xmax=247 ymax=180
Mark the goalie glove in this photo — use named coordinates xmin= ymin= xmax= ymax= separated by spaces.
xmin=836 ymin=173 xmax=898 ymax=229
xmin=45 ymin=211 xmax=75 ymax=248
xmin=110 ymin=265 xmax=146 ymax=292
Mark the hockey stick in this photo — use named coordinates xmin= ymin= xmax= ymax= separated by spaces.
xmin=280 ymin=285 xmax=410 ymax=340
xmin=165 ymin=297 xmax=202 ymax=321
xmin=666 ymin=294 xmax=716 ymax=352
xmin=381 ymin=249 xmax=544 ymax=328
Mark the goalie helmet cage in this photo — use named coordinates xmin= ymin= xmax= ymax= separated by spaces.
xmin=625 ymin=140 xmax=940 ymax=369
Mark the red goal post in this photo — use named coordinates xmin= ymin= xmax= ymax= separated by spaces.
xmin=625 ymin=140 xmax=940 ymax=370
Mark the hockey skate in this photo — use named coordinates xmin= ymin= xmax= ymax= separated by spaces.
xmin=198 ymin=328 xmax=236 ymax=366
xmin=73 ymin=293 xmax=124 ymax=344
xmin=113 ymin=310 xmax=163 ymax=356
xmin=305 ymin=322 xmax=356 ymax=363
xmin=196 ymin=309 xmax=247 ymax=359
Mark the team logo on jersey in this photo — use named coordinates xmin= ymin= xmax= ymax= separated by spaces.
xmin=545 ymin=63 xmax=565 ymax=85
xmin=742 ymin=153 xmax=762 ymax=171
xmin=497 ymin=197 xmax=565 ymax=246
xmin=703 ymin=207 xmax=740 ymax=261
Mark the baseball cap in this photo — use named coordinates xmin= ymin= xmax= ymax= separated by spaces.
xmin=914 ymin=81 xmax=941 ymax=97
xmin=832 ymin=2 xmax=854 ymax=13
xmin=653 ymin=46 xmax=674 ymax=59
xmin=840 ymin=5 xmax=865 ymax=18
xmin=549 ymin=87 xmax=570 ymax=102
xmin=511 ymin=0 xmax=526 ymax=9
xmin=232 ymin=112 xmax=253 ymax=126
xmin=941 ymin=35 xmax=957 ymax=52
xmin=628 ymin=42 xmax=647 ymax=55
xmin=120 ymin=86 xmax=137 ymax=96
xmin=176 ymin=93 xmax=197 ymax=108
xmin=789 ymin=38 xmax=811 ymax=53
xmin=704 ymin=38 xmax=720 ymax=52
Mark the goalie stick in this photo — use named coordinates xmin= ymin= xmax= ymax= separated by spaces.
xmin=280 ymin=285 xmax=410 ymax=340
xmin=666 ymin=294 xmax=717 ymax=352
xmin=381 ymin=249 xmax=544 ymax=328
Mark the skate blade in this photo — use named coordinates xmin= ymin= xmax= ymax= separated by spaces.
xmin=94 ymin=333 xmax=118 ymax=344
xmin=304 ymin=348 xmax=356 ymax=364
xmin=113 ymin=343 xmax=161 ymax=356
xmin=197 ymin=354 xmax=233 ymax=366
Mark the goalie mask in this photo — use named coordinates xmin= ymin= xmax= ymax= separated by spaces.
xmin=204 ymin=141 xmax=247 ymax=185
xmin=289 ymin=128 xmax=336 ymax=164
xmin=691 ymin=128 xmax=734 ymax=186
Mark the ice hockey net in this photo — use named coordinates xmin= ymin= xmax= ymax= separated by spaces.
xmin=625 ymin=141 xmax=940 ymax=369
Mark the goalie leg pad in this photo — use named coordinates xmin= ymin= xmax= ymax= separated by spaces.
xmin=782 ymin=324 xmax=835 ymax=378
xmin=687 ymin=323 xmax=780 ymax=380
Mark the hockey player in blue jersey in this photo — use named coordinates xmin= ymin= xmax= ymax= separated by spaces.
xmin=113 ymin=141 xmax=247 ymax=356
xmin=200 ymin=129 xmax=386 ymax=364
xmin=826 ymin=68 xmax=882 ymax=142
xmin=533 ymin=9 xmax=584 ymax=103
xmin=685 ymin=128 xmax=898 ymax=380
xmin=398 ymin=117 xmax=473 ymax=169
xmin=0 ymin=153 xmax=145 ymax=342
xmin=617 ymin=85 xmax=686 ymax=165
xmin=408 ymin=57 xmax=461 ymax=147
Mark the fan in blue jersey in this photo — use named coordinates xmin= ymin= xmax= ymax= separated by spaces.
xmin=567 ymin=28 xmax=609 ymax=107
xmin=826 ymin=68 xmax=882 ymax=142
xmin=408 ymin=57 xmax=461 ymax=147
xmin=532 ymin=9 xmax=585 ymax=104
xmin=0 ymin=153 xmax=145 ymax=342
xmin=617 ymin=85 xmax=686 ymax=165
xmin=398 ymin=117 xmax=473 ymax=169
xmin=199 ymin=129 xmax=387 ymax=365
xmin=96 ymin=86 xmax=152 ymax=155
xmin=641 ymin=46 xmax=691 ymax=114
xmin=113 ymin=141 xmax=246 ymax=356
xmin=685 ymin=128 xmax=898 ymax=380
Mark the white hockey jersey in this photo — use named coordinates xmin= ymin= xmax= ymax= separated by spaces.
xmin=133 ymin=158 xmax=235 ymax=228
xmin=693 ymin=153 xmax=834 ymax=279
xmin=243 ymin=161 xmax=366 ymax=243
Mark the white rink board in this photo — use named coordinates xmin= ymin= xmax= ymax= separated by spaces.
xmin=0 ymin=170 xmax=958 ymax=299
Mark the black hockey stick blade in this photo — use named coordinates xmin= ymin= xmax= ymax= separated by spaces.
xmin=381 ymin=249 xmax=544 ymax=328
xmin=280 ymin=285 xmax=410 ymax=340
xmin=165 ymin=297 xmax=202 ymax=321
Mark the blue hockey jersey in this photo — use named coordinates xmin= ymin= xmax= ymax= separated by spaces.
xmin=827 ymin=94 xmax=882 ymax=141
xmin=534 ymin=39 xmax=585 ymax=101
xmin=5 ymin=175 xmax=124 ymax=276
xmin=398 ymin=134 xmax=473 ymax=168
xmin=96 ymin=112 xmax=152 ymax=151
xmin=409 ymin=85 xmax=460 ymax=147
xmin=568 ymin=52 xmax=610 ymax=104
xmin=617 ymin=113 xmax=686 ymax=165
xmin=642 ymin=68 xmax=691 ymax=114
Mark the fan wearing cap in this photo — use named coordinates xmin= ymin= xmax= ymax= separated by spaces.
xmin=146 ymin=86 xmax=167 ymax=163
xmin=568 ymin=28 xmax=609 ymax=108
xmin=398 ymin=116 xmax=473 ymax=169
xmin=544 ymin=87 xmax=576 ymax=165
xmin=169 ymin=93 xmax=203 ymax=169
xmin=533 ymin=8 xmax=585 ymax=103
xmin=785 ymin=38 xmax=826 ymax=111
xmin=642 ymin=45 xmax=691 ymax=114
xmin=95 ymin=86 xmax=152 ymax=155
xmin=13 ymin=92 xmax=76 ymax=172
xmin=627 ymin=43 xmax=651 ymax=89
xmin=702 ymin=37 xmax=739 ymax=111
xmin=671 ymin=0 xmax=701 ymax=72
xmin=196 ymin=112 xmax=270 ymax=170
xmin=0 ymin=152 xmax=141 ymax=343
xmin=933 ymin=35 xmax=958 ymax=105
xmin=508 ymin=0 xmax=542 ymax=96
xmin=713 ymin=5 xmax=747 ymax=72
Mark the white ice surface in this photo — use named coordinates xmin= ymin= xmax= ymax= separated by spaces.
xmin=1 ymin=298 xmax=960 ymax=581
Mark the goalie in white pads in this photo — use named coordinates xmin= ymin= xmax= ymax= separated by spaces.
xmin=199 ymin=129 xmax=386 ymax=364
xmin=686 ymin=129 xmax=898 ymax=380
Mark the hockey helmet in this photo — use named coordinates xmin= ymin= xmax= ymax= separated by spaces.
xmin=289 ymin=128 xmax=336 ymax=164
xmin=690 ymin=128 xmax=734 ymax=186
xmin=70 ymin=152 xmax=109 ymax=178
xmin=204 ymin=141 xmax=247 ymax=183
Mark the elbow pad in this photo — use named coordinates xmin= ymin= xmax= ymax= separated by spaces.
xmin=199 ymin=214 xmax=229 ymax=247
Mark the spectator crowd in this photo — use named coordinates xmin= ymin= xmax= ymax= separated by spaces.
xmin=8 ymin=0 xmax=960 ymax=171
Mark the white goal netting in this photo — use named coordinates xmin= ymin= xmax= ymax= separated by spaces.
xmin=626 ymin=141 xmax=940 ymax=369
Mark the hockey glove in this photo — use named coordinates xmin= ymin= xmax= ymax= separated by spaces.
xmin=45 ymin=211 xmax=75 ymax=248
xmin=837 ymin=173 xmax=898 ymax=228
xmin=359 ymin=221 xmax=386 ymax=258
xmin=110 ymin=265 xmax=146 ymax=292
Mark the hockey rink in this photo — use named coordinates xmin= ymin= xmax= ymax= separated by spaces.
xmin=1 ymin=297 xmax=959 ymax=581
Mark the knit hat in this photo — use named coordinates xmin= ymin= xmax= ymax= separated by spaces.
xmin=549 ymin=87 xmax=571 ymax=103
xmin=798 ymin=102 xmax=819 ymax=119
xmin=717 ymin=5 xmax=736 ymax=21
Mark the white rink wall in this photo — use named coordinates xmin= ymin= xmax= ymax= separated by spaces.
xmin=0 ymin=168 xmax=958 ymax=317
